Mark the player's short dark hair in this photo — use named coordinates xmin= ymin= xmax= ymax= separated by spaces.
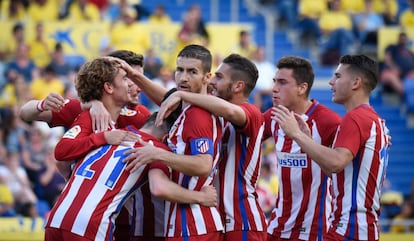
xmin=108 ymin=50 xmax=144 ymax=67
xmin=222 ymin=53 xmax=258 ymax=97
xmin=339 ymin=54 xmax=378 ymax=92
xmin=177 ymin=44 xmax=212 ymax=74
xmin=277 ymin=56 xmax=314 ymax=96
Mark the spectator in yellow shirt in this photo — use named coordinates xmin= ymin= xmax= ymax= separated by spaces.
xmin=0 ymin=0 xmax=27 ymax=21
xmin=372 ymin=0 xmax=398 ymax=25
xmin=109 ymin=7 xmax=150 ymax=56
xmin=339 ymin=0 xmax=364 ymax=15
xmin=297 ymin=0 xmax=327 ymax=46
xmin=27 ymin=0 xmax=59 ymax=22
xmin=399 ymin=0 xmax=414 ymax=28
xmin=0 ymin=22 xmax=26 ymax=62
xmin=0 ymin=184 xmax=14 ymax=217
xmin=30 ymin=66 xmax=65 ymax=101
xmin=67 ymin=0 xmax=101 ymax=21
xmin=390 ymin=201 xmax=414 ymax=233
xmin=28 ymin=22 xmax=55 ymax=69
xmin=230 ymin=30 xmax=257 ymax=58
xmin=148 ymin=4 xmax=171 ymax=24
xmin=319 ymin=0 xmax=355 ymax=65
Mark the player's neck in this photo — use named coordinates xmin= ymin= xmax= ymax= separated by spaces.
xmin=293 ymin=99 xmax=313 ymax=115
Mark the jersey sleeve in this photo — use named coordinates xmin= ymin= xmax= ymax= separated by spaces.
xmin=184 ymin=107 xmax=218 ymax=157
xmin=50 ymin=99 xmax=82 ymax=128
xmin=262 ymin=108 xmax=273 ymax=141
xmin=54 ymin=111 xmax=107 ymax=162
xmin=149 ymin=162 xmax=170 ymax=177
xmin=238 ymin=103 xmax=264 ymax=136
xmin=333 ymin=112 xmax=361 ymax=156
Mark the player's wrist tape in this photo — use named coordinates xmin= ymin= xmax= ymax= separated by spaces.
xmin=36 ymin=99 xmax=45 ymax=112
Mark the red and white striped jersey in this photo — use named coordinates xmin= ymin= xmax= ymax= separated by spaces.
xmin=216 ymin=103 xmax=267 ymax=233
xmin=127 ymin=177 xmax=166 ymax=238
xmin=264 ymin=100 xmax=341 ymax=241
xmin=46 ymin=129 xmax=169 ymax=241
xmin=50 ymin=99 xmax=151 ymax=130
xmin=51 ymin=103 xmax=161 ymax=239
xmin=50 ymin=99 xmax=82 ymax=127
xmin=329 ymin=104 xmax=389 ymax=241
xmin=165 ymin=105 xmax=225 ymax=238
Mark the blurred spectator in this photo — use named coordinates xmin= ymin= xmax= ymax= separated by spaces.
xmin=257 ymin=162 xmax=278 ymax=218
xmin=0 ymin=75 xmax=32 ymax=108
xmin=66 ymin=0 xmax=101 ymax=21
xmin=184 ymin=4 xmax=209 ymax=44
xmin=148 ymin=4 xmax=171 ymax=24
xmin=0 ymin=22 xmax=26 ymax=62
xmin=319 ymin=0 xmax=355 ymax=66
xmin=28 ymin=22 xmax=55 ymax=69
xmin=27 ymin=0 xmax=59 ymax=22
xmin=175 ymin=4 xmax=209 ymax=55
xmin=109 ymin=7 xmax=150 ymax=57
xmin=4 ymin=43 xmax=39 ymax=84
xmin=381 ymin=189 xmax=404 ymax=219
xmin=88 ymin=0 xmax=110 ymax=12
xmin=230 ymin=30 xmax=257 ymax=58
xmin=143 ymin=48 xmax=163 ymax=79
xmin=22 ymin=124 xmax=49 ymax=190
xmin=46 ymin=43 xmax=76 ymax=83
xmin=141 ymin=66 xmax=175 ymax=112
xmin=104 ymin=0 xmax=130 ymax=22
xmin=353 ymin=0 xmax=384 ymax=47
xmin=250 ymin=46 xmax=276 ymax=111
xmin=274 ymin=0 xmax=298 ymax=28
xmin=104 ymin=0 xmax=149 ymax=22
xmin=211 ymin=53 xmax=224 ymax=74
xmin=380 ymin=32 xmax=414 ymax=96
xmin=372 ymin=0 xmax=398 ymax=25
xmin=0 ymin=0 xmax=27 ymax=21
xmin=390 ymin=201 xmax=414 ymax=232
xmin=30 ymin=65 xmax=65 ymax=100
xmin=1 ymin=107 xmax=30 ymax=156
xmin=37 ymin=146 xmax=66 ymax=208
xmin=339 ymin=0 xmax=364 ymax=14
xmin=257 ymin=162 xmax=279 ymax=196
xmin=152 ymin=66 xmax=175 ymax=90
xmin=0 ymin=183 xmax=14 ymax=216
xmin=296 ymin=0 xmax=326 ymax=47
xmin=0 ymin=151 xmax=38 ymax=217
xmin=399 ymin=0 xmax=414 ymax=28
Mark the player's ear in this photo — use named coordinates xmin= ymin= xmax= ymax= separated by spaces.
xmin=233 ymin=80 xmax=245 ymax=93
xmin=297 ymin=82 xmax=308 ymax=96
xmin=104 ymin=82 xmax=113 ymax=93
xmin=203 ymin=72 xmax=212 ymax=85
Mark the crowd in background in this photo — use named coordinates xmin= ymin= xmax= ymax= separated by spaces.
xmin=0 ymin=0 xmax=413 ymax=233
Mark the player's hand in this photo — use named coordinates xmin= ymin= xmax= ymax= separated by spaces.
xmin=104 ymin=130 xmax=140 ymax=146
xmin=124 ymin=138 xmax=165 ymax=172
xmin=271 ymin=105 xmax=303 ymax=139
xmin=42 ymin=93 xmax=66 ymax=112
xmin=115 ymin=58 xmax=141 ymax=78
xmin=156 ymin=91 xmax=182 ymax=126
xmin=294 ymin=113 xmax=311 ymax=137
xmin=199 ymin=185 xmax=217 ymax=207
xmin=90 ymin=100 xmax=113 ymax=132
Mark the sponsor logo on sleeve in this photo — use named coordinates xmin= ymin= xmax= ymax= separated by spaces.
xmin=63 ymin=125 xmax=81 ymax=139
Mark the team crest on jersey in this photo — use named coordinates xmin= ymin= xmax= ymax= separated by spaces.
xmin=120 ymin=107 xmax=137 ymax=116
xmin=63 ymin=125 xmax=81 ymax=139
xmin=196 ymin=139 xmax=209 ymax=153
